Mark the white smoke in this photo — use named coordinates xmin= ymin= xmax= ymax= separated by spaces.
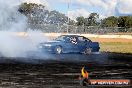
xmin=0 ymin=0 xmax=49 ymax=57
xmin=0 ymin=31 xmax=48 ymax=57
xmin=0 ymin=0 xmax=27 ymax=31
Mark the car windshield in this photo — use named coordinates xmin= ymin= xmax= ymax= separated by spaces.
xmin=55 ymin=35 xmax=65 ymax=41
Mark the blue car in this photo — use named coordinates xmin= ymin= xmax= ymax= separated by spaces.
xmin=38 ymin=35 xmax=100 ymax=54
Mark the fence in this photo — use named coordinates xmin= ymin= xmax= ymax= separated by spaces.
xmin=26 ymin=24 xmax=132 ymax=34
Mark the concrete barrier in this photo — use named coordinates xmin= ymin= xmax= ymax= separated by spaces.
xmin=43 ymin=33 xmax=132 ymax=39
xmin=6 ymin=32 xmax=132 ymax=39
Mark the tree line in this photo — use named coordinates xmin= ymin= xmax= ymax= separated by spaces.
xmin=18 ymin=3 xmax=132 ymax=30
xmin=76 ymin=14 xmax=132 ymax=28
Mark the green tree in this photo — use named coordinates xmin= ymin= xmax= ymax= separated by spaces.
xmin=118 ymin=16 xmax=126 ymax=28
xmin=101 ymin=16 xmax=118 ymax=27
xmin=84 ymin=13 xmax=99 ymax=26
xmin=126 ymin=16 xmax=132 ymax=28
xmin=118 ymin=16 xmax=132 ymax=28
xmin=19 ymin=3 xmax=75 ymax=25
xmin=76 ymin=16 xmax=85 ymax=26
xmin=19 ymin=3 xmax=44 ymax=15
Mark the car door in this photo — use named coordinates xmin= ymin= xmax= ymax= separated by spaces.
xmin=76 ymin=36 xmax=88 ymax=52
xmin=63 ymin=36 xmax=78 ymax=53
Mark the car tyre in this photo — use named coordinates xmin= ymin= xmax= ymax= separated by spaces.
xmin=84 ymin=48 xmax=92 ymax=54
xmin=55 ymin=46 xmax=62 ymax=54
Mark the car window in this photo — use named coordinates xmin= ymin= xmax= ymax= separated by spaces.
xmin=55 ymin=36 xmax=65 ymax=41
xmin=78 ymin=37 xmax=85 ymax=42
xmin=69 ymin=36 xmax=77 ymax=44
xmin=70 ymin=37 xmax=76 ymax=41
xmin=78 ymin=37 xmax=91 ymax=42
xmin=65 ymin=36 xmax=71 ymax=42
xmin=84 ymin=37 xmax=92 ymax=42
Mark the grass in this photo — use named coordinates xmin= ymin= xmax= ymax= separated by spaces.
xmin=89 ymin=37 xmax=132 ymax=54
xmin=100 ymin=42 xmax=132 ymax=54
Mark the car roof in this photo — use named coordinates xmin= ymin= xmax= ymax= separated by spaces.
xmin=61 ymin=35 xmax=83 ymax=37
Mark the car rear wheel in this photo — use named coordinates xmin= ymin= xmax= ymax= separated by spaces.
xmin=84 ymin=48 xmax=92 ymax=54
xmin=55 ymin=46 xmax=62 ymax=54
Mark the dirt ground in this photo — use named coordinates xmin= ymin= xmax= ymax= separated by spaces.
xmin=0 ymin=52 xmax=132 ymax=88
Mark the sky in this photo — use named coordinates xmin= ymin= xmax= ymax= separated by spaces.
xmin=11 ymin=0 xmax=132 ymax=20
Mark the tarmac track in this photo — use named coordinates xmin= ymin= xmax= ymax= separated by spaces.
xmin=0 ymin=52 xmax=132 ymax=88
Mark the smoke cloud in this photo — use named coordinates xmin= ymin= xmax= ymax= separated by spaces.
xmin=0 ymin=0 xmax=48 ymax=57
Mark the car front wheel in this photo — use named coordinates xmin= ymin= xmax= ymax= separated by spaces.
xmin=54 ymin=46 xmax=62 ymax=54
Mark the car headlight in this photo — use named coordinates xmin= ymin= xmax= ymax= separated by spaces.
xmin=44 ymin=44 xmax=52 ymax=47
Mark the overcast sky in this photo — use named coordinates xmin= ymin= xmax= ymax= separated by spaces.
xmin=19 ymin=0 xmax=132 ymax=20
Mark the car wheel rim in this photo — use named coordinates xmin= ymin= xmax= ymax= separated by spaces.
xmin=56 ymin=47 xmax=62 ymax=54
xmin=84 ymin=48 xmax=92 ymax=54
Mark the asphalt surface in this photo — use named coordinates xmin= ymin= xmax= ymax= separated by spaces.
xmin=0 ymin=52 xmax=132 ymax=88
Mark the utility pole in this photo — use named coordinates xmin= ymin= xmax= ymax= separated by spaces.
xmin=67 ymin=0 xmax=70 ymax=33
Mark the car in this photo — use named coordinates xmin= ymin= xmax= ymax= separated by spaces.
xmin=37 ymin=35 xmax=100 ymax=54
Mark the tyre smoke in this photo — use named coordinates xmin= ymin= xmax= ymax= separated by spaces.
xmin=0 ymin=0 xmax=48 ymax=57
